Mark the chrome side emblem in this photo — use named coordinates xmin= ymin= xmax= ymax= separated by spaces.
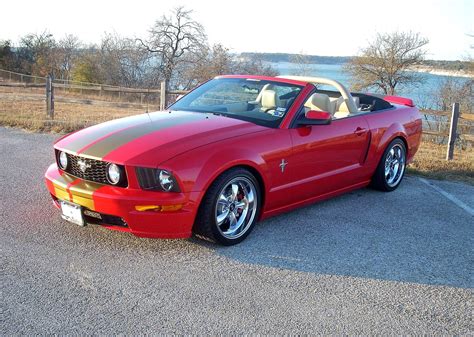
xmin=77 ymin=159 xmax=91 ymax=173
xmin=279 ymin=159 xmax=288 ymax=173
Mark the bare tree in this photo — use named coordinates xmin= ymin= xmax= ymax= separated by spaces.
xmin=345 ymin=31 xmax=429 ymax=95
xmin=232 ymin=54 xmax=278 ymax=77
xmin=466 ymin=33 xmax=474 ymax=73
xmin=0 ymin=40 xmax=15 ymax=70
xmin=137 ymin=7 xmax=207 ymax=90
xmin=19 ymin=31 xmax=57 ymax=76
xmin=56 ymin=34 xmax=81 ymax=81
xmin=176 ymin=43 xmax=232 ymax=89
xmin=436 ymin=78 xmax=473 ymax=113
xmin=99 ymin=33 xmax=149 ymax=87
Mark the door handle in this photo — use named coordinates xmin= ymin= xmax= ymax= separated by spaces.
xmin=354 ymin=127 xmax=368 ymax=135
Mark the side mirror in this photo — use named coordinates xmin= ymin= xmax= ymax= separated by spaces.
xmin=297 ymin=110 xmax=332 ymax=126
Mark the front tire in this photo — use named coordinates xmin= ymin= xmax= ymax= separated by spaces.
xmin=193 ymin=168 xmax=261 ymax=245
xmin=371 ymin=138 xmax=407 ymax=192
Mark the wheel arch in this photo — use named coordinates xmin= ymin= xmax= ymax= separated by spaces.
xmin=374 ymin=123 xmax=410 ymax=165
xmin=195 ymin=162 xmax=267 ymax=220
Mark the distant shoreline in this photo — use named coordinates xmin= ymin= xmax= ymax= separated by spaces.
xmin=409 ymin=66 xmax=474 ymax=79
xmin=269 ymin=61 xmax=474 ymax=79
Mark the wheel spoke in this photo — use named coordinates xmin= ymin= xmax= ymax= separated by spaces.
xmin=231 ymin=183 xmax=239 ymax=202
xmin=217 ymin=195 xmax=228 ymax=207
xmin=393 ymin=162 xmax=399 ymax=176
xmin=226 ymin=212 xmax=237 ymax=233
xmin=389 ymin=168 xmax=395 ymax=182
xmin=235 ymin=200 xmax=247 ymax=209
xmin=216 ymin=209 xmax=229 ymax=225
xmin=396 ymin=147 xmax=402 ymax=159
xmin=389 ymin=148 xmax=395 ymax=158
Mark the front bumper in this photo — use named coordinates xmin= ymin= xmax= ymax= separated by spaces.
xmin=45 ymin=163 xmax=200 ymax=238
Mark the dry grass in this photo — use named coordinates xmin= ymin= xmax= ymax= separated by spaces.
xmin=407 ymin=141 xmax=474 ymax=185
xmin=0 ymin=86 xmax=157 ymax=133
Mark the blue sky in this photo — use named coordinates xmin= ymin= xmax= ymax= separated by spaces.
xmin=1 ymin=0 xmax=472 ymax=60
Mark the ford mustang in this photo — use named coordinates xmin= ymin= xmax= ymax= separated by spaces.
xmin=45 ymin=75 xmax=422 ymax=245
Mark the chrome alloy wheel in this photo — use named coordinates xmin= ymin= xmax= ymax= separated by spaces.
xmin=215 ymin=177 xmax=257 ymax=240
xmin=384 ymin=144 xmax=406 ymax=187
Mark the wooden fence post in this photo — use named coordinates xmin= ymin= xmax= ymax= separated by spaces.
xmin=160 ymin=81 xmax=166 ymax=111
xmin=46 ymin=75 xmax=54 ymax=119
xmin=446 ymin=102 xmax=460 ymax=160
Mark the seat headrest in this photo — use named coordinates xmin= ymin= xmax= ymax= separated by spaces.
xmin=261 ymin=90 xmax=277 ymax=109
xmin=305 ymin=93 xmax=331 ymax=112
xmin=336 ymin=96 xmax=360 ymax=113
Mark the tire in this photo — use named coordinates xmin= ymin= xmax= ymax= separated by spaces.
xmin=193 ymin=168 xmax=261 ymax=245
xmin=371 ymin=138 xmax=407 ymax=192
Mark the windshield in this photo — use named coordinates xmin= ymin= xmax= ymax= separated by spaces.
xmin=169 ymin=78 xmax=303 ymax=128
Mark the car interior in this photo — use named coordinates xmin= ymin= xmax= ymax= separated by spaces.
xmin=301 ymin=90 xmax=393 ymax=119
xmin=171 ymin=77 xmax=394 ymax=127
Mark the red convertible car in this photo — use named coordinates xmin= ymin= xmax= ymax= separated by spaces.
xmin=45 ymin=75 xmax=422 ymax=245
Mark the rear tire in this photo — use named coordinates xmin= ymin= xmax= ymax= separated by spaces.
xmin=193 ymin=168 xmax=261 ymax=245
xmin=371 ymin=138 xmax=407 ymax=192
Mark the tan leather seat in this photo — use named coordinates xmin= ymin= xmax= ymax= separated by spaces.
xmin=304 ymin=93 xmax=335 ymax=114
xmin=334 ymin=96 xmax=360 ymax=119
xmin=260 ymin=89 xmax=277 ymax=111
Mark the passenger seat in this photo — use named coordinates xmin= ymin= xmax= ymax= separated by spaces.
xmin=304 ymin=93 xmax=335 ymax=115
xmin=334 ymin=96 xmax=360 ymax=119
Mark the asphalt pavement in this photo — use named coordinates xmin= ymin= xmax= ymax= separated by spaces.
xmin=1 ymin=126 xmax=473 ymax=334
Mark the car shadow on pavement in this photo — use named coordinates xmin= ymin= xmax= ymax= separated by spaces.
xmin=214 ymin=178 xmax=474 ymax=289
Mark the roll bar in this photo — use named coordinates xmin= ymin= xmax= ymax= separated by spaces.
xmin=278 ymin=75 xmax=358 ymax=113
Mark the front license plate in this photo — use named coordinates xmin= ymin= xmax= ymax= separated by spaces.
xmin=60 ymin=200 xmax=85 ymax=226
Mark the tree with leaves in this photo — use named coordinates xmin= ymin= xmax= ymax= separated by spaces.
xmin=345 ymin=31 xmax=429 ymax=95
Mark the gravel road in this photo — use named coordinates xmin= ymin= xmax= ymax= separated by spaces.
xmin=1 ymin=126 xmax=473 ymax=334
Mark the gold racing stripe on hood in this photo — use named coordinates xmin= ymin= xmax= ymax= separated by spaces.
xmin=79 ymin=113 xmax=205 ymax=159
xmin=57 ymin=114 xmax=155 ymax=154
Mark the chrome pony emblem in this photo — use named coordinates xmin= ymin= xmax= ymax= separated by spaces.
xmin=77 ymin=159 xmax=91 ymax=173
xmin=279 ymin=159 xmax=288 ymax=173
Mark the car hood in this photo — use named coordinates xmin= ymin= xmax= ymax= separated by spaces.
xmin=55 ymin=110 xmax=266 ymax=167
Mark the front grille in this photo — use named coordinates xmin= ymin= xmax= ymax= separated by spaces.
xmin=68 ymin=154 xmax=108 ymax=183
xmin=56 ymin=151 xmax=127 ymax=187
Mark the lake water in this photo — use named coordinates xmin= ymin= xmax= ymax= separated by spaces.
xmin=271 ymin=62 xmax=470 ymax=109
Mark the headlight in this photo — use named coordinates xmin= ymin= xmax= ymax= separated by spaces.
xmin=136 ymin=167 xmax=180 ymax=192
xmin=158 ymin=170 xmax=175 ymax=191
xmin=106 ymin=163 xmax=121 ymax=185
xmin=58 ymin=151 xmax=68 ymax=170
